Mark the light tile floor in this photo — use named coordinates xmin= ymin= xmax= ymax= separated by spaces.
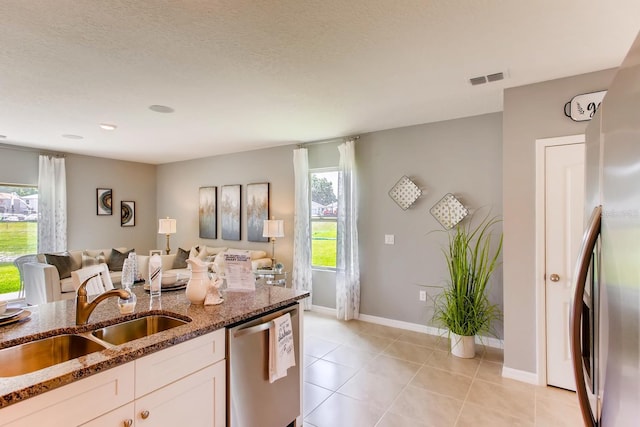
xmin=302 ymin=311 xmax=583 ymax=427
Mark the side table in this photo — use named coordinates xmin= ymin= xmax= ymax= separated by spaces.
xmin=254 ymin=270 xmax=288 ymax=287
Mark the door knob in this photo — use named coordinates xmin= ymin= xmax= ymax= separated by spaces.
xmin=550 ymin=274 xmax=560 ymax=282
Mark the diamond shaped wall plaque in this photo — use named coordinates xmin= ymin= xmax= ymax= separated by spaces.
xmin=430 ymin=193 xmax=468 ymax=229
xmin=389 ymin=176 xmax=422 ymax=210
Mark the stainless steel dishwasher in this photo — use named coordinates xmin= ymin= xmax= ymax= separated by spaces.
xmin=227 ymin=303 xmax=301 ymax=427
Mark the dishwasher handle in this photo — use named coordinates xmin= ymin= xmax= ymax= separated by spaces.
xmin=233 ymin=306 xmax=297 ymax=338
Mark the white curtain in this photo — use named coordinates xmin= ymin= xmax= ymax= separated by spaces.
xmin=38 ymin=155 xmax=67 ymax=253
xmin=336 ymin=140 xmax=360 ymax=320
xmin=292 ymin=148 xmax=312 ymax=310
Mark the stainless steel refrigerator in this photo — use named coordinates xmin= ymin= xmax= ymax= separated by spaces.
xmin=572 ymin=30 xmax=640 ymax=427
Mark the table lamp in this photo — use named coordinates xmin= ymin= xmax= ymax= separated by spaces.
xmin=262 ymin=218 xmax=284 ymax=264
xmin=158 ymin=217 xmax=177 ymax=255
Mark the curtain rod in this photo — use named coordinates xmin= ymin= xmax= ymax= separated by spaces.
xmin=0 ymin=142 xmax=66 ymax=158
xmin=297 ymin=135 xmax=360 ymax=148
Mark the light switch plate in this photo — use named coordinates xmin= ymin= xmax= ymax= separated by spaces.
xmin=384 ymin=234 xmax=395 ymax=245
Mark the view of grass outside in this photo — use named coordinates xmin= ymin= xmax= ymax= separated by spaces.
xmin=0 ymin=222 xmax=37 ymax=294
xmin=0 ymin=183 xmax=38 ymax=295
xmin=311 ymin=169 xmax=339 ymax=268
xmin=311 ymin=221 xmax=337 ymax=268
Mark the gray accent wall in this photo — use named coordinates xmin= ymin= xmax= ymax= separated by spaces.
xmin=502 ymin=68 xmax=616 ymax=374
xmin=0 ymin=145 xmax=157 ymax=253
xmin=155 ymin=145 xmax=295 ymax=273
xmin=357 ymin=113 xmax=503 ymax=330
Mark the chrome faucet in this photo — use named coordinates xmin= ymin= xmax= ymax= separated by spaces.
xmin=76 ymin=274 xmax=131 ymax=325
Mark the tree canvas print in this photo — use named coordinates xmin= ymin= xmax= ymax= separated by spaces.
xmin=247 ymin=183 xmax=269 ymax=242
xmin=199 ymin=186 xmax=217 ymax=239
xmin=221 ymin=185 xmax=240 ymax=240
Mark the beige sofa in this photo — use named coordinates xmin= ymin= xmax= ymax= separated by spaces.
xmin=23 ymin=246 xmax=272 ymax=305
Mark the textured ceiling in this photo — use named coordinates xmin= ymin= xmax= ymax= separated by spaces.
xmin=1 ymin=1 xmax=639 ymax=164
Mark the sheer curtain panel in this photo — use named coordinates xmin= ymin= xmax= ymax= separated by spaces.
xmin=38 ymin=155 xmax=67 ymax=253
xmin=293 ymin=148 xmax=312 ymax=309
xmin=336 ymin=140 xmax=360 ymax=320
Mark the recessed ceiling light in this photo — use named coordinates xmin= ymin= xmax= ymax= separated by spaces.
xmin=149 ymin=105 xmax=175 ymax=113
xmin=99 ymin=123 xmax=117 ymax=130
xmin=62 ymin=134 xmax=84 ymax=140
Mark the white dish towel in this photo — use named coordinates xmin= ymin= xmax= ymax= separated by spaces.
xmin=269 ymin=313 xmax=296 ymax=383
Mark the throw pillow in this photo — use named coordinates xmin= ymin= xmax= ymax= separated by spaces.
xmin=196 ymin=245 xmax=210 ymax=261
xmin=44 ymin=253 xmax=73 ymax=279
xmin=188 ymin=245 xmax=200 ymax=260
xmin=173 ymin=247 xmax=190 ymax=269
xmin=109 ymin=248 xmax=135 ymax=271
xmin=82 ymin=251 xmax=106 ymax=268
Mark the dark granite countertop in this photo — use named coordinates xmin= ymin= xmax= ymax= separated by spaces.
xmin=0 ymin=284 xmax=309 ymax=408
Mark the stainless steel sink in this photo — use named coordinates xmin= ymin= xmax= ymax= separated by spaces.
xmin=91 ymin=315 xmax=189 ymax=346
xmin=0 ymin=334 xmax=107 ymax=377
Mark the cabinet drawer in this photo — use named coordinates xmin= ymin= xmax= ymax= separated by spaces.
xmin=135 ymin=328 xmax=225 ymax=397
xmin=1 ymin=363 xmax=134 ymax=427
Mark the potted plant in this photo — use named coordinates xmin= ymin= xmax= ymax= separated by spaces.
xmin=432 ymin=213 xmax=503 ymax=358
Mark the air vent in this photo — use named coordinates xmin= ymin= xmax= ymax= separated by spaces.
xmin=469 ymin=71 xmax=506 ymax=86
xmin=487 ymin=72 xmax=504 ymax=82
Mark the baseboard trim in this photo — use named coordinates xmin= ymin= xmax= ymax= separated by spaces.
xmin=502 ymin=366 xmax=540 ymax=385
xmin=310 ymin=305 xmax=503 ymax=349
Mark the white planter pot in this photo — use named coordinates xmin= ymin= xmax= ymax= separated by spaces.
xmin=450 ymin=333 xmax=475 ymax=358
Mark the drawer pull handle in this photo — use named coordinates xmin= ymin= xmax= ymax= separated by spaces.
xmin=124 ymin=420 xmax=133 ymax=427
xmin=141 ymin=410 xmax=150 ymax=419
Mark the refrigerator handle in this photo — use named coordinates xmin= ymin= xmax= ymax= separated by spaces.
xmin=570 ymin=205 xmax=601 ymax=427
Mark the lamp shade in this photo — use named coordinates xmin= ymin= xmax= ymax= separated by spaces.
xmin=262 ymin=219 xmax=284 ymax=238
xmin=158 ymin=218 xmax=177 ymax=234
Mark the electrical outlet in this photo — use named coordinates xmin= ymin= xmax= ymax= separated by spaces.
xmin=419 ymin=290 xmax=427 ymax=301
xmin=384 ymin=234 xmax=395 ymax=245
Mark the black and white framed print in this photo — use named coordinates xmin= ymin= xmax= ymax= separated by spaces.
xmin=121 ymin=201 xmax=135 ymax=227
xmin=97 ymin=188 xmax=112 ymax=215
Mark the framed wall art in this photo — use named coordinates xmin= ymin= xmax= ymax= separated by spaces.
xmin=199 ymin=186 xmax=217 ymax=239
xmin=247 ymin=182 xmax=269 ymax=242
xmin=96 ymin=188 xmax=112 ymax=215
xmin=220 ymin=184 xmax=241 ymax=241
xmin=121 ymin=201 xmax=135 ymax=227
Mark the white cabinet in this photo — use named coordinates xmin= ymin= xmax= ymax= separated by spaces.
xmin=134 ymin=360 xmax=225 ymax=426
xmin=83 ymin=361 xmax=225 ymax=427
xmin=1 ymin=329 xmax=226 ymax=427
xmin=0 ymin=363 xmax=135 ymax=427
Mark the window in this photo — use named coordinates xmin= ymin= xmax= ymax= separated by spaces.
xmin=0 ymin=185 xmax=38 ymax=298
xmin=310 ymin=170 xmax=338 ymax=268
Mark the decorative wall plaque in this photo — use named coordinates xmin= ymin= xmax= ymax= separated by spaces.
xmin=430 ymin=193 xmax=468 ymax=229
xmin=564 ymin=90 xmax=607 ymax=122
xmin=389 ymin=176 xmax=422 ymax=210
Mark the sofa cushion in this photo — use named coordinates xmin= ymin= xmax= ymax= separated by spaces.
xmin=172 ymin=247 xmax=190 ymax=269
xmin=60 ymin=276 xmax=76 ymax=293
xmin=108 ymin=248 xmax=135 ymax=271
xmin=248 ymin=250 xmax=268 ymax=260
xmin=82 ymin=251 xmax=106 ymax=268
xmin=44 ymin=253 xmax=74 ymax=279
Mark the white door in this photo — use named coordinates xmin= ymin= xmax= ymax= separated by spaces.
xmin=545 ymin=142 xmax=585 ymax=391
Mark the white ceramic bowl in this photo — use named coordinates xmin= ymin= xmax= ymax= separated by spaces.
xmin=161 ymin=273 xmax=177 ymax=286
xmin=0 ymin=300 xmax=7 ymax=315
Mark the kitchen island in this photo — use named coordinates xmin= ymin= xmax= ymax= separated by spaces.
xmin=0 ymin=283 xmax=308 ymax=425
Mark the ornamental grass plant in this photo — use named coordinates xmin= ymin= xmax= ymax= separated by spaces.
xmin=433 ymin=213 xmax=503 ymax=338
